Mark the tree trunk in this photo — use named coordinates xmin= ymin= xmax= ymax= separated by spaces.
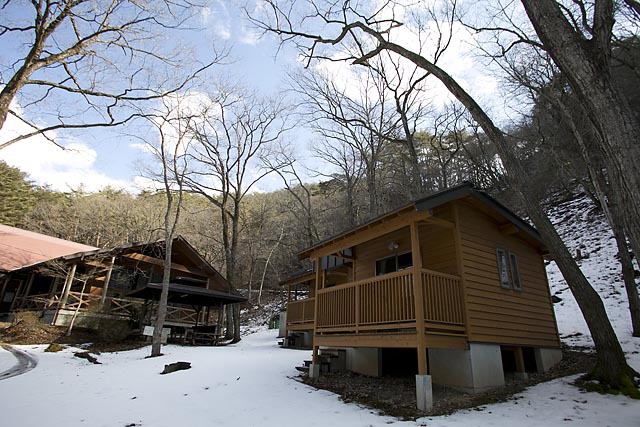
xmin=224 ymin=303 xmax=234 ymax=340
xmin=373 ymin=38 xmax=638 ymax=391
xmin=521 ymin=0 xmax=640 ymax=276
xmin=612 ymin=222 xmax=640 ymax=337
xmin=231 ymin=304 xmax=241 ymax=343
xmin=151 ymin=238 xmax=173 ymax=357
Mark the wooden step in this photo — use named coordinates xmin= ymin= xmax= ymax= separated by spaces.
xmin=295 ymin=365 xmax=309 ymax=373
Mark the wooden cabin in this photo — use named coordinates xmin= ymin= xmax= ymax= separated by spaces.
xmin=0 ymin=225 xmax=244 ymax=342
xmin=281 ymin=183 xmax=561 ymax=410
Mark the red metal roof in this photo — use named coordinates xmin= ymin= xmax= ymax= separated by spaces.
xmin=0 ymin=224 xmax=97 ymax=273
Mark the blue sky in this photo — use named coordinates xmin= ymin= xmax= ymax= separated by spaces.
xmin=0 ymin=1 xmax=311 ymax=193
xmin=0 ymin=1 xmax=513 ymax=194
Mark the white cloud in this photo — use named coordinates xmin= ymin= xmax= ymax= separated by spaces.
xmin=239 ymin=26 xmax=262 ymax=45
xmin=200 ymin=6 xmax=212 ymax=24
xmin=0 ymin=101 xmax=135 ymax=193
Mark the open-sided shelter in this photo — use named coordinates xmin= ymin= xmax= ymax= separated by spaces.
xmin=0 ymin=225 xmax=244 ymax=341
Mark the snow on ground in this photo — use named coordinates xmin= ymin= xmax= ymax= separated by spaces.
xmin=0 ymin=346 xmax=15 ymax=372
xmin=1 ymin=192 xmax=639 ymax=426
xmin=545 ymin=194 xmax=640 ymax=370
xmin=1 ymin=329 xmax=638 ymax=427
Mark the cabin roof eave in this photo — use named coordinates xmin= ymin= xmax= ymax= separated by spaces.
xmin=297 ymin=182 xmax=547 ymax=260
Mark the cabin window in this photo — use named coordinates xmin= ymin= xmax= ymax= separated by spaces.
xmin=496 ymin=248 xmax=511 ymax=288
xmin=496 ymin=248 xmax=522 ymax=290
xmin=375 ymin=252 xmax=413 ymax=276
xmin=509 ymin=253 xmax=521 ymax=290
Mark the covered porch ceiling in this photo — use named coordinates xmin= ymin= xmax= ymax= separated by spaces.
xmin=127 ymin=282 xmax=246 ymax=307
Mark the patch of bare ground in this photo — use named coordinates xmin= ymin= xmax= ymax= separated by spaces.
xmin=0 ymin=314 xmax=145 ymax=353
xmin=300 ymin=346 xmax=596 ymax=420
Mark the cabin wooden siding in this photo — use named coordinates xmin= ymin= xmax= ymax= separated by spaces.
xmin=352 ymin=219 xmax=458 ymax=281
xmin=455 ymin=200 xmax=560 ymax=348
xmin=353 ymin=227 xmax=412 ymax=281
xmin=420 ymin=223 xmax=458 ymax=276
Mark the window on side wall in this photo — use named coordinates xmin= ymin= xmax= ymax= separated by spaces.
xmin=496 ymin=248 xmax=522 ymax=291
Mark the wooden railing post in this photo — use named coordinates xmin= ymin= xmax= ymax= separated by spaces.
xmin=355 ymin=283 xmax=360 ymax=333
xmin=410 ymin=221 xmax=428 ymax=375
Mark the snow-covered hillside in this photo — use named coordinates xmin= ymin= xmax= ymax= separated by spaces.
xmin=0 ymin=192 xmax=638 ymax=427
xmin=545 ymin=193 xmax=640 ymax=368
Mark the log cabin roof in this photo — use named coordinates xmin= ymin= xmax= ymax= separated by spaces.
xmin=62 ymin=235 xmax=226 ymax=284
xmin=0 ymin=223 xmax=98 ymax=273
xmin=297 ymin=182 xmax=544 ymax=260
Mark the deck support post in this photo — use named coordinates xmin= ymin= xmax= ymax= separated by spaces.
xmin=411 ymin=221 xmax=431 ymax=410
xmin=100 ymin=256 xmax=116 ymax=306
xmin=514 ymin=347 xmax=528 ymax=379
xmin=311 ymin=256 xmax=322 ymax=372
xmin=60 ymin=263 xmax=77 ymax=308
xmin=309 ymin=359 xmax=321 ymax=379
xmin=415 ymin=374 xmax=433 ymax=412
xmin=410 ymin=222 xmax=427 ymax=375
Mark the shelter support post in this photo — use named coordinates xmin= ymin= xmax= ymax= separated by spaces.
xmin=0 ymin=275 xmax=10 ymax=306
xmin=48 ymin=277 xmax=61 ymax=300
xmin=18 ymin=273 xmax=36 ymax=308
xmin=9 ymin=280 xmax=25 ymax=312
xmin=60 ymin=263 xmax=77 ymax=308
xmin=100 ymin=256 xmax=116 ymax=306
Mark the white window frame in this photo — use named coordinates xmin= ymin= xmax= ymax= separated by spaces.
xmin=509 ymin=252 xmax=522 ymax=291
xmin=496 ymin=248 xmax=512 ymax=289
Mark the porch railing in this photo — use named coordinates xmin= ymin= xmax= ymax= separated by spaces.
xmin=18 ymin=292 xmax=201 ymax=325
xmin=287 ymin=297 xmax=315 ymax=324
xmin=306 ymin=268 xmax=465 ymax=334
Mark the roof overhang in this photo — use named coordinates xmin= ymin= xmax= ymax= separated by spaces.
xmin=414 ymin=183 xmax=544 ymax=247
xmin=297 ymin=182 xmax=546 ymax=260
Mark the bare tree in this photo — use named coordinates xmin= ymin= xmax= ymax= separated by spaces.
xmin=289 ymin=67 xmax=396 ymax=218
xmin=185 ymin=82 xmax=292 ymax=343
xmin=501 ymin=48 xmax=640 ymax=337
xmin=0 ymin=0 xmax=218 ymax=149
xmin=311 ymin=134 xmax=363 ymax=228
xmin=133 ymin=94 xmax=193 ymax=357
xmin=263 ymin=142 xmax=318 ymax=247
xmin=252 ymin=0 xmax=639 ymax=394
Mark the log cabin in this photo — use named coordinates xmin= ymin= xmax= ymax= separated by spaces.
xmin=281 ymin=183 xmax=561 ymax=410
xmin=0 ymin=225 xmax=244 ymax=342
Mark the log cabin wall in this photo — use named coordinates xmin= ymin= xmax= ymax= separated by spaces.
xmin=420 ymin=224 xmax=458 ymax=276
xmin=455 ymin=200 xmax=560 ymax=348
xmin=353 ymin=227 xmax=412 ymax=281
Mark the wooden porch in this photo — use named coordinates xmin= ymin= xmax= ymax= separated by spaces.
xmin=285 ymin=268 xmax=467 ymax=349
